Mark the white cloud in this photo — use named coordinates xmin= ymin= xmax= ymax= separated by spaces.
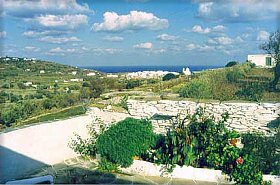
xmin=103 ymin=36 xmax=124 ymax=42
xmin=133 ymin=42 xmax=153 ymax=49
xmin=235 ymin=36 xmax=244 ymax=43
xmin=257 ymin=30 xmax=270 ymax=41
xmin=196 ymin=1 xmax=279 ymax=22
xmin=212 ymin=25 xmax=226 ymax=32
xmin=2 ymin=0 xmax=92 ymax=18
xmin=192 ymin=25 xmax=211 ymax=34
xmin=150 ymin=48 xmax=166 ymax=54
xmin=185 ymin=44 xmax=197 ymax=51
xmin=0 ymin=31 xmax=6 ymax=38
xmin=191 ymin=24 xmax=226 ymax=34
xmin=208 ymin=36 xmax=233 ymax=45
xmin=92 ymin=11 xmax=169 ymax=32
xmin=198 ymin=44 xmax=215 ymax=52
xmin=157 ymin=34 xmax=177 ymax=41
xmin=46 ymin=47 xmax=79 ymax=55
xmin=92 ymin=48 xmax=122 ymax=55
xmin=49 ymin=47 xmax=65 ymax=53
xmin=22 ymin=30 xmax=71 ymax=37
xmin=198 ymin=2 xmax=213 ymax=17
xmin=39 ymin=36 xmax=80 ymax=44
xmin=23 ymin=46 xmax=40 ymax=52
xmin=34 ymin=14 xmax=88 ymax=29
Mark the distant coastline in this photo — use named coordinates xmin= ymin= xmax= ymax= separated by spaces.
xmin=80 ymin=65 xmax=222 ymax=73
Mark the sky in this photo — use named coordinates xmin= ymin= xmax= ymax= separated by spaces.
xmin=0 ymin=0 xmax=279 ymax=66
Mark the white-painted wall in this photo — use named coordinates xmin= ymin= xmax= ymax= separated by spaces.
xmin=247 ymin=54 xmax=275 ymax=68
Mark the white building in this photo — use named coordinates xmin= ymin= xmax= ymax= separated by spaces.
xmin=247 ymin=54 xmax=276 ymax=68
xmin=107 ymin=74 xmax=118 ymax=78
xmin=126 ymin=71 xmax=179 ymax=79
xmin=87 ymin=72 xmax=96 ymax=76
xmin=71 ymin=71 xmax=77 ymax=75
xmin=39 ymin=70 xmax=45 ymax=74
xmin=24 ymin=82 xmax=32 ymax=86
xmin=182 ymin=67 xmax=191 ymax=76
xmin=70 ymin=78 xmax=83 ymax=82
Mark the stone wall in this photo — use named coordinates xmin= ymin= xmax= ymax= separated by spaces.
xmin=127 ymin=100 xmax=280 ymax=134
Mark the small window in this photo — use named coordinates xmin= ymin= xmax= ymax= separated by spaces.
xmin=266 ymin=57 xmax=272 ymax=66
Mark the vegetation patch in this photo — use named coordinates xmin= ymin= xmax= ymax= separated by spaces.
xmin=18 ymin=105 xmax=86 ymax=125
xmin=96 ymin=118 xmax=156 ymax=167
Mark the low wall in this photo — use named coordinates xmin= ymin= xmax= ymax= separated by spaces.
xmin=0 ymin=115 xmax=91 ymax=182
xmin=121 ymin=160 xmax=280 ymax=185
xmin=128 ymin=100 xmax=280 ymax=133
xmin=0 ymin=108 xmax=129 ymax=183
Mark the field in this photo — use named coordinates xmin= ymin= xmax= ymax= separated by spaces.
xmin=1 ymin=57 xmax=279 ymax=131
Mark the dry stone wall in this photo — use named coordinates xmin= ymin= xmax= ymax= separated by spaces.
xmin=127 ymin=100 xmax=280 ymax=134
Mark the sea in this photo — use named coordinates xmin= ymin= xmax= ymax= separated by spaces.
xmin=80 ymin=65 xmax=222 ymax=73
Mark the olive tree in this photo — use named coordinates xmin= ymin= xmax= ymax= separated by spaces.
xmin=260 ymin=29 xmax=280 ymax=90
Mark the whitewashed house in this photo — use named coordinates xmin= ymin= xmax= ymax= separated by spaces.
xmin=247 ymin=54 xmax=276 ymax=68
xmin=87 ymin=72 xmax=96 ymax=76
xmin=39 ymin=70 xmax=45 ymax=74
xmin=24 ymin=82 xmax=32 ymax=86
xmin=182 ymin=67 xmax=191 ymax=76
xmin=70 ymin=78 xmax=83 ymax=82
xmin=107 ymin=74 xmax=118 ymax=78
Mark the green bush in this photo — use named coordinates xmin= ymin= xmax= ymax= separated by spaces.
xmin=242 ymin=132 xmax=280 ymax=175
xmin=142 ymin=108 xmax=266 ymax=184
xmin=150 ymin=120 xmax=197 ymax=172
xmin=230 ymin=154 xmax=263 ymax=184
xmin=225 ymin=61 xmax=239 ymax=67
xmin=98 ymin=158 xmax=119 ymax=172
xmin=162 ymin=73 xmax=177 ymax=81
xmin=118 ymin=95 xmax=128 ymax=111
xmin=126 ymin=80 xmax=140 ymax=89
xmin=96 ymin=118 xmax=156 ymax=167
xmin=236 ymin=82 xmax=265 ymax=101
xmin=226 ymin=68 xmax=245 ymax=83
xmin=179 ymin=78 xmax=213 ymax=99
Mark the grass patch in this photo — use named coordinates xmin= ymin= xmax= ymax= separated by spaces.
xmin=18 ymin=105 xmax=86 ymax=125
xmin=90 ymin=103 xmax=107 ymax=109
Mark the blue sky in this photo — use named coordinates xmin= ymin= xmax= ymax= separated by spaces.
xmin=0 ymin=0 xmax=279 ymax=66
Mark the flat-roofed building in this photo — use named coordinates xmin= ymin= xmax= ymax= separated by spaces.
xmin=247 ymin=54 xmax=276 ymax=68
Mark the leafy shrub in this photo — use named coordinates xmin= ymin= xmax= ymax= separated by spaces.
xmin=69 ymin=133 xmax=97 ymax=157
xmin=69 ymin=84 xmax=80 ymax=90
xmin=162 ymin=73 xmax=177 ymax=81
xmin=10 ymin=94 xmax=21 ymax=102
xmin=118 ymin=95 xmax=128 ymax=111
xmin=230 ymin=154 xmax=263 ymax=184
xmin=179 ymin=78 xmax=213 ymax=99
xmin=226 ymin=68 xmax=245 ymax=83
xmin=0 ymin=96 xmax=5 ymax=104
xmin=225 ymin=61 xmax=239 ymax=67
xmin=236 ymin=82 xmax=265 ymax=101
xmin=69 ymin=118 xmax=106 ymax=157
xmin=1 ymin=83 xmax=13 ymax=89
xmin=17 ymin=82 xmax=26 ymax=89
xmin=98 ymin=158 xmax=119 ymax=172
xmin=96 ymin=118 xmax=156 ymax=167
xmin=142 ymin=108 xmax=266 ymax=184
xmin=126 ymin=80 xmax=140 ymax=89
xmin=242 ymin=132 xmax=280 ymax=175
xmin=150 ymin=119 xmax=197 ymax=172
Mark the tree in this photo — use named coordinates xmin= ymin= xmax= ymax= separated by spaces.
xmin=260 ymin=29 xmax=280 ymax=90
xmin=225 ymin=61 xmax=239 ymax=67
xmin=162 ymin=73 xmax=177 ymax=81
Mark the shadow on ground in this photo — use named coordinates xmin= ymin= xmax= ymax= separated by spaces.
xmin=0 ymin=146 xmax=48 ymax=183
